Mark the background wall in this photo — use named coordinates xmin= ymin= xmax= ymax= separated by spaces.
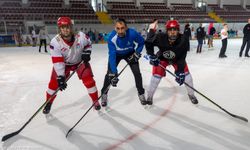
xmin=168 ymin=0 xmax=193 ymax=4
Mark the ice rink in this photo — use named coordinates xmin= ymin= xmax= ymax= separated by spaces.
xmin=1 ymin=38 xmax=250 ymax=150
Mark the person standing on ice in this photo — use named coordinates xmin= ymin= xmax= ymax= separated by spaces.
xmin=145 ymin=20 xmax=198 ymax=105
xmin=38 ymin=26 xmax=49 ymax=53
xmin=43 ymin=17 xmax=101 ymax=114
xmin=239 ymin=18 xmax=250 ymax=57
xmin=196 ymin=23 xmax=205 ymax=53
xmin=100 ymin=18 xmax=146 ymax=106
xmin=218 ymin=23 xmax=228 ymax=58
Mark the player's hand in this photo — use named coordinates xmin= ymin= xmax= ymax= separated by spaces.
xmin=175 ymin=72 xmax=185 ymax=86
xmin=149 ymin=55 xmax=160 ymax=66
xmin=82 ymin=50 xmax=91 ymax=63
xmin=128 ymin=52 xmax=141 ymax=64
xmin=109 ymin=73 xmax=119 ymax=87
xmin=57 ymin=76 xmax=67 ymax=90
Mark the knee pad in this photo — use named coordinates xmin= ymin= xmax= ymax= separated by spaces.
xmin=82 ymin=76 xmax=96 ymax=88
xmin=77 ymin=64 xmax=93 ymax=79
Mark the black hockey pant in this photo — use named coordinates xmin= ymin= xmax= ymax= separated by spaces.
xmin=101 ymin=53 xmax=145 ymax=95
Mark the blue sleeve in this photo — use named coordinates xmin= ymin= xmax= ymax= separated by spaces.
xmin=134 ymin=30 xmax=144 ymax=54
xmin=108 ymin=38 xmax=117 ymax=74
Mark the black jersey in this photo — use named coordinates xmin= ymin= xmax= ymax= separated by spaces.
xmin=145 ymin=30 xmax=189 ymax=73
xmin=243 ymin=23 xmax=250 ymax=39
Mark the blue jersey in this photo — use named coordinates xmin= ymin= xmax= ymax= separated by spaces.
xmin=108 ymin=28 xmax=144 ymax=73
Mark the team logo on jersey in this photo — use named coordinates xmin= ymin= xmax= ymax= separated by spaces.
xmin=50 ymin=45 xmax=54 ymax=50
xmin=127 ymin=41 xmax=131 ymax=46
xmin=76 ymin=43 xmax=80 ymax=49
xmin=163 ymin=50 xmax=175 ymax=59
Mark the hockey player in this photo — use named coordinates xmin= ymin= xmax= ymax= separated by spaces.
xmin=100 ymin=18 xmax=146 ymax=106
xmin=43 ymin=17 xmax=101 ymax=114
xmin=145 ymin=20 xmax=198 ymax=105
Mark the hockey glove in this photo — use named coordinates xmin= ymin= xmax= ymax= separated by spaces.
xmin=175 ymin=72 xmax=185 ymax=86
xmin=82 ymin=50 xmax=91 ymax=63
xmin=149 ymin=55 xmax=160 ymax=66
xmin=109 ymin=73 xmax=119 ymax=87
xmin=128 ymin=52 xmax=141 ymax=64
xmin=57 ymin=76 xmax=67 ymax=91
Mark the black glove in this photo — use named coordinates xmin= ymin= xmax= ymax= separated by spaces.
xmin=149 ymin=55 xmax=160 ymax=66
xmin=175 ymin=72 xmax=185 ymax=86
xmin=82 ymin=50 xmax=91 ymax=63
xmin=57 ymin=76 xmax=67 ymax=91
xmin=128 ymin=52 xmax=141 ymax=64
xmin=109 ymin=73 xmax=119 ymax=87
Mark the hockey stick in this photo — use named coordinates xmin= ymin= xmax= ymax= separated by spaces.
xmin=2 ymin=62 xmax=86 ymax=142
xmin=66 ymin=63 xmax=129 ymax=138
xmin=144 ymin=55 xmax=248 ymax=122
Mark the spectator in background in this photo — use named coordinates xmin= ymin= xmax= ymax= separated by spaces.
xmin=25 ymin=35 xmax=31 ymax=45
xmin=219 ymin=23 xmax=228 ymax=58
xmin=88 ymin=28 xmax=95 ymax=42
xmin=31 ymin=28 xmax=37 ymax=47
xmin=84 ymin=28 xmax=88 ymax=35
xmin=207 ymin=23 xmax=216 ymax=48
xmin=196 ymin=23 xmax=205 ymax=53
xmin=239 ymin=18 xmax=250 ymax=57
xmin=13 ymin=29 xmax=22 ymax=47
xmin=94 ymin=29 xmax=99 ymax=43
xmin=203 ymin=27 xmax=206 ymax=44
xmin=38 ymin=26 xmax=49 ymax=53
xmin=184 ymin=23 xmax=191 ymax=51
xmin=191 ymin=26 xmax=195 ymax=39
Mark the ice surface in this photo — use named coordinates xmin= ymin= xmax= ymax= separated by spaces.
xmin=0 ymin=39 xmax=250 ymax=150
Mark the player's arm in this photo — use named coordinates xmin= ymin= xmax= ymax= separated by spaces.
xmin=145 ymin=32 xmax=160 ymax=66
xmin=145 ymin=30 xmax=159 ymax=56
xmin=82 ymin=34 xmax=92 ymax=63
xmin=50 ymin=41 xmax=65 ymax=76
xmin=108 ymin=38 xmax=117 ymax=74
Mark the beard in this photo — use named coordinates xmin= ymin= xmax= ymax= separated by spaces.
xmin=169 ymin=35 xmax=177 ymax=42
xmin=118 ymin=32 xmax=126 ymax=37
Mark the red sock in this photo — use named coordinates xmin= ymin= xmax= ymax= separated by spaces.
xmin=46 ymin=92 xmax=56 ymax=103
xmin=89 ymin=91 xmax=98 ymax=103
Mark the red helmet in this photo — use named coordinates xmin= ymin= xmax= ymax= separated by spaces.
xmin=165 ymin=20 xmax=180 ymax=30
xmin=57 ymin=17 xmax=72 ymax=27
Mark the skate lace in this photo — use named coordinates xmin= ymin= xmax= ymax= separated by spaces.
xmin=139 ymin=94 xmax=146 ymax=101
xmin=102 ymin=94 xmax=108 ymax=102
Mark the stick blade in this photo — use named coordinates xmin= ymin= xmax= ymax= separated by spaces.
xmin=2 ymin=131 xmax=20 ymax=142
xmin=231 ymin=113 xmax=248 ymax=122
xmin=235 ymin=115 xmax=248 ymax=122
xmin=65 ymin=128 xmax=73 ymax=138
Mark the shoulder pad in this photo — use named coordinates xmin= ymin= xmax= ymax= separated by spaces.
xmin=56 ymin=36 xmax=60 ymax=42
